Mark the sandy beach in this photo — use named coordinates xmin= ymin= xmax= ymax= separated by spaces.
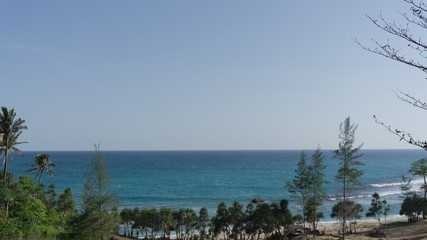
xmin=114 ymin=217 xmax=427 ymax=240
xmin=314 ymin=218 xmax=427 ymax=240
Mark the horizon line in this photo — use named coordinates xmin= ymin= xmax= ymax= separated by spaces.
xmin=19 ymin=148 xmax=425 ymax=152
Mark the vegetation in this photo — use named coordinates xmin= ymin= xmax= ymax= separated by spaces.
xmin=78 ymin=144 xmax=120 ymax=239
xmin=285 ymin=151 xmax=310 ymax=230
xmin=307 ymin=147 xmax=328 ymax=231
xmin=409 ymin=158 xmax=427 ymax=218
xmin=400 ymin=194 xmax=424 ymax=222
xmin=26 ymin=153 xmax=56 ymax=186
xmin=1 ymin=105 xmax=422 ymax=240
xmin=0 ymin=107 xmax=27 ymax=180
xmin=286 ymin=147 xmax=329 ymax=233
xmin=400 ymin=175 xmax=415 ymax=199
xmin=119 ymin=199 xmax=294 ymax=240
xmin=366 ymin=192 xmax=390 ymax=225
xmin=331 ymin=200 xmax=363 ymax=234
xmin=0 ymin=173 xmax=77 ymax=239
xmin=334 ymin=117 xmax=364 ymax=237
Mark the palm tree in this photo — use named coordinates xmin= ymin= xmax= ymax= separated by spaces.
xmin=0 ymin=107 xmax=27 ymax=180
xmin=26 ymin=153 xmax=56 ymax=185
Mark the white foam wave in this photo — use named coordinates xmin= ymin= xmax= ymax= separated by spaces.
xmin=377 ymin=190 xmax=401 ymax=197
xmin=370 ymin=178 xmax=425 ymax=188
xmin=371 ymin=182 xmax=401 ymax=187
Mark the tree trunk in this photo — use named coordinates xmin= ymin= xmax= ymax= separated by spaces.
xmin=343 ymin=173 xmax=346 ymax=240
xmin=39 ymin=173 xmax=43 ymax=186
xmin=3 ymin=148 xmax=8 ymax=180
xmin=5 ymin=200 xmax=9 ymax=218
xmin=424 ymin=176 xmax=426 ymax=219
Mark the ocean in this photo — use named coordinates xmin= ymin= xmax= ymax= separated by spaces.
xmin=7 ymin=149 xmax=427 ymax=221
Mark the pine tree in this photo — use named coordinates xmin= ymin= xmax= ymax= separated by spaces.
xmin=286 ymin=151 xmax=311 ymax=231
xmin=309 ymin=146 xmax=328 ymax=231
xmin=79 ymin=144 xmax=119 ymax=239
xmin=334 ymin=117 xmax=364 ymax=238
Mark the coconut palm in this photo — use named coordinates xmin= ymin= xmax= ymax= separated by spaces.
xmin=26 ymin=153 xmax=56 ymax=185
xmin=0 ymin=107 xmax=27 ymax=179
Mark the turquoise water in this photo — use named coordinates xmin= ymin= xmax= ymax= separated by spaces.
xmin=7 ymin=149 xmax=427 ymax=220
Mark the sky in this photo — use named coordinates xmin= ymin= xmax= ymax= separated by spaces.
xmin=1 ymin=1 xmax=427 ymax=151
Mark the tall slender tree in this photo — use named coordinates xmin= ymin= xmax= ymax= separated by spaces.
xmin=79 ymin=144 xmax=119 ymax=239
xmin=334 ymin=117 xmax=364 ymax=238
xmin=26 ymin=153 xmax=56 ymax=186
xmin=286 ymin=151 xmax=311 ymax=230
xmin=0 ymin=107 xmax=27 ymax=180
xmin=309 ymin=146 xmax=328 ymax=231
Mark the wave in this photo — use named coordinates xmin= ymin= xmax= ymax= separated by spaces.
xmin=371 ymin=182 xmax=401 ymax=187
xmin=370 ymin=178 xmax=425 ymax=188
xmin=328 ymin=190 xmax=401 ymax=201
xmin=378 ymin=190 xmax=401 ymax=197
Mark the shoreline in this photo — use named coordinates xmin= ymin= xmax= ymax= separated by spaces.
xmin=115 ymin=218 xmax=427 ymax=240
xmin=317 ymin=214 xmax=407 ymax=225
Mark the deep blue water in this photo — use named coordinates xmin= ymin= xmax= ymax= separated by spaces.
xmin=6 ymin=149 xmax=427 ymax=220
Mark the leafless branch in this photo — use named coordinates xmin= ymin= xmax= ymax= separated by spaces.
xmin=404 ymin=0 xmax=427 ymax=13
xmin=373 ymin=115 xmax=427 ymax=150
xmin=395 ymin=89 xmax=427 ymax=110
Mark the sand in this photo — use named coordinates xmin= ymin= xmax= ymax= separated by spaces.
xmin=114 ymin=218 xmax=427 ymax=240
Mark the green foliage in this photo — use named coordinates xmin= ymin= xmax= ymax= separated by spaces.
xmin=409 ymin=158 xmax=427 ymax=180
xmin=334 ymin=117 xmax=364 ymax=235
xmin=292 ymin=214 xmax=303 ymax=224
xmin=334 ymin=117 xmax=364 ymax=190
xmin=400 ymin=175 xmax=415 ymax=199
xmin=311 ymin=147 xmax=328 ymax=196
xmin=400 ymin=194 xmax=425 ymax=221
xmin=213 ymin=202 xmax=231 ymax=240
xmin=18 ymin=175 xmax=36 ymax=195
xmin=120 ymin=207 xmax=134 ymax=237
xmin=0 ymin=106 xmax=27 ymax=180
xmin=26 ymin=153 xmax=56 ymax=186
xmin=308 ymin=147 xmax=328 ymax=231
xmin=285 ymin=151 xmax=311 ymax=227
xmin=252 ymin=203 xmax=275 ymax=237
xmin=331 ymin=200 xmax=363 ymax=234
xmin=141 ymin=208 xmax=161 ymax=239
xmin=198 ymin=207 xmax=210 ymax=240
xmin=244 ymin=200 xmax=293 ymax=240
xmin=159 ymin=207 xmax=174 ymax=238
xmin=304 ymin=197 xmax=324 ymax=229
xmin=78 ymin=145 xmax=120 ymax=239
xmin=0 ymin=217 xmax=21 ymax=239
xmin=56 ymin=187 xmax=76 ymax=225
xmin=46 ymin=183 xmax=57 ymax=209
xmin=366 ymin=192 xmax=390 ymax=225
xmin=271 ymin=199 xmax=294 ymax=238
xmin=229 ymin=201 xmax=245 ymax=240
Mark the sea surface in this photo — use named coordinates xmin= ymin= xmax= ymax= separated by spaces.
xmin=7 ymin=149 xmax=427 ymax=221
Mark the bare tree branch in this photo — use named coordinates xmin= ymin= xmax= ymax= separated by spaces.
xmin=373 ymin=115 xmax=427 ymax=150
xmin=404 ymin=0 xmax=427 ymax=13
xmin=395 ymin=89 xmax=427 ymax=110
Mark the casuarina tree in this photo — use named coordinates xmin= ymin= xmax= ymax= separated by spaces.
xmin=334 ymin=117 xmax=364 ymax=238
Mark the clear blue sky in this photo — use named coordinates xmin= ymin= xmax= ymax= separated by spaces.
xmin=2 ymin=1 xmax=427 ymax=151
